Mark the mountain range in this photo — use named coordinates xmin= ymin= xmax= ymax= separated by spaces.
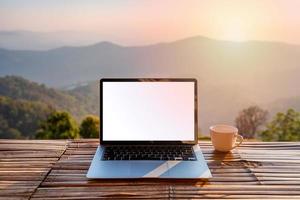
xmin=0 ymin=35 xmax=300 ymax=133
xmin=0 ymin=30 xmax=106 ymax=50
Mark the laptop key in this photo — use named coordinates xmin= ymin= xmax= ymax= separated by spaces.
xmin=175 ymin=157 xmax=183 ymax=160
xmin=102 ymin=145 xmax=197 ymax=161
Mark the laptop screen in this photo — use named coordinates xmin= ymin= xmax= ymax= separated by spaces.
xmin=102 ymin=81 xmax=196 ymax=142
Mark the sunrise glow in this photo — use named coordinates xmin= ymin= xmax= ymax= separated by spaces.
xmin=1 ymin=0 xmax=300 ymax=45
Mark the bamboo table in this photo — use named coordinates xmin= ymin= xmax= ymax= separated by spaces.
xmin=0 ymin=139 xmax=300 ymax=199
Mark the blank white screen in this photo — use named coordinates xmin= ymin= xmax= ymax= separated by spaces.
xmin=102 ymin=82 xmax=195 ymax=141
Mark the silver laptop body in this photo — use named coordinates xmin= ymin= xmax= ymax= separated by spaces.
xmin=87 ymin=78 xmax=211 ymax=179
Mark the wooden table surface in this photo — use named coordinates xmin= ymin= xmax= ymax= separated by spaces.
xmin=0 ymin=139 xmax=300 ymax=199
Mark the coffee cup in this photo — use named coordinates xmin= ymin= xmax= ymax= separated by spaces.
xmin=210 ymin=124 xmax=243 ymax=152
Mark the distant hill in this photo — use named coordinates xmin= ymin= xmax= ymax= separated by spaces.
xmin=0 ymin=76 xmax=100 ymax=138
xmin=0 ymin=30 xmax=104 ymax=50
xmin=1 ymin=36 xmax=300 ymax=133
xmin=68 ymin=81 xmax=99 ymax=116
xmin=0 ymin=76 xmax=98 ymax=120
xmin=0 ymin=95 xmax=54 ymax=139
xmin=0 ymin=36 xmax=299 ymax=102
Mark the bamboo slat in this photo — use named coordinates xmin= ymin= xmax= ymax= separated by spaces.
xmin=0 ymin=140 xmax=68 ymax=200
xmin=0 ymin=139 xmax=300 ymax=199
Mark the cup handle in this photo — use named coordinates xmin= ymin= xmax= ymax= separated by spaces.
xmin=233 ymin=134 xmax=243 ymax=149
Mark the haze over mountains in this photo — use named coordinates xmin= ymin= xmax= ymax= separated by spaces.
xmin=0 ymin=31 xmax=107 ymax=50
xmin=0 ymin=35 xmax=299 ymax=133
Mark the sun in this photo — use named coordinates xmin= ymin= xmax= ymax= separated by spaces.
xmin=224 ymin=25 xmax=246 ymax=42
xmin=222 ymin=19 xmax=247 ymax=42
xmin=204 ymin=2 xmax=254 ymax=43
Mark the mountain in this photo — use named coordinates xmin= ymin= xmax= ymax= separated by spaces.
xmin=0 ymin=36 xmax=299 ymax=102
xmin=68 ymin=81 xmax=99 ymax=116
xmin=1 ymin=36 xmax=300 ymax=133
xmin=0 ymin=76 xmax=98 ymax=120
xmin=0 ymin=95 xmax=54 ymax=139
xmin=0 ymin=30 xmax=106 ymax=50
xmin=0 ymin=76 xmax=100 ymax=138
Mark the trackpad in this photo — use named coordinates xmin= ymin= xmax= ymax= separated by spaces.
xmin=129 ymin=161 xmax=167 ymax=178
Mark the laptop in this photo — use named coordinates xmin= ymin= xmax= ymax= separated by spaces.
xmin=87 ymin=78 xmax=211 ymax=179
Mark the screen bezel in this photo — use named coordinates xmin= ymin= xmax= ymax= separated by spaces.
xmin=100 ymin=78 xmax=198 ymax=145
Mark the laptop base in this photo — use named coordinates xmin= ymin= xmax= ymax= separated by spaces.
xmin=87 ymin=145 xmax=212 ymax=179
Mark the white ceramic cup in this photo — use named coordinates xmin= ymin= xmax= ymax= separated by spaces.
xmin=210 ymin=124 xmax=243 ymax=152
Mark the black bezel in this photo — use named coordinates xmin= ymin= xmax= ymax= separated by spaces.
xmin=100 ymin=78 xmax=198 ymax=145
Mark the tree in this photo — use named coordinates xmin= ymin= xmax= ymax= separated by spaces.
xmin=35 ymin=111 xmax=79 ymax=139
xmin=260 ymin=109 xmax=300 ymax=141
xmin=0 ymin=116 xmax=22 ymax=139
xmin=79 ymin=115 xmax=100 ymax=138
xmin=235 ymin=105 xmax=268 ymax=139
xmin=0 ymin=96 xmax=54 ymax=139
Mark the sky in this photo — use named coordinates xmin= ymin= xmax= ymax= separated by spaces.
xmin=1 ymin=0 xmax=300 ymax=45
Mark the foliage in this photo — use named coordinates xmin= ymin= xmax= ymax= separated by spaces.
xmin=0 ymin=115 xmax=22 ymax=139
xmin=0 ymin=96 xmax=54 ymax=139
xmin=35 ymin=111 xmax=79 ymax=139
xmin=260 ymin=109 xmax=300 ymax=141
xmin=235 ymin=105 xmax=268 ymax=139
xmin=0 ymin=75 xmax=97 ymax=120
xmin=79 ymin=115 xmax=100 ymax=138
xmin=0 ymin=76 xmax=99 ymax=139
xmin=68 ymin=82 xmax=99 ymax=117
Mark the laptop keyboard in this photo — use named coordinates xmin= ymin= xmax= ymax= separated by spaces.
xmin=101 ymin=145 xmax=197 ymax=161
